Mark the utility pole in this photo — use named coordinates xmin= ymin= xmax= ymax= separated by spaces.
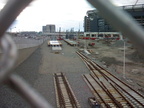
xmin=123 ymin=39 xmax=126 ymax=79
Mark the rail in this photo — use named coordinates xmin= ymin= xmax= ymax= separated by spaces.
xmin=0 ymin=0 xmax=144 ymax=107
xmin=54 ymin=73 xmax=81 ymax=108
xmin=77 ymin=51 xmax=144 ymax=107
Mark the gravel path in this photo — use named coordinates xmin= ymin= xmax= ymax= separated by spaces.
xmin=0 ymin=40 xmax=92 ymax=108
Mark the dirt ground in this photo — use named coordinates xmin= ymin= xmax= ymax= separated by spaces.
xmin=77 ymin=39 xmax=144 ymax=95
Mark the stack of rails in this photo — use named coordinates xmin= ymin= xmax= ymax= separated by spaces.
xmin=47 ymin=40 xmax=62 ymax=53
xmin=47 ymin=40 xmax=62 ymax=46
xmin=54 ymin=73 xmax=81 ymax=108
xmin=76 ymin=51 xmax=144 ymax=108
xmin=64 ymin=39 xmax=77 ymax=46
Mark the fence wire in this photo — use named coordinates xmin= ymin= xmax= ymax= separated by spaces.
xmin=0 ymin=0 xmax=52 ymax=107
xmin=87 ymin=0 xmax=144 ymax=53
xmin=0 ymin=0 xmax=144 ymax=108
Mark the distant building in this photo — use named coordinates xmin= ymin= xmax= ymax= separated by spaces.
xmin=84 ymin=4 xmax=144 ymax=32
xmin=20 ymin=31 xmax=37 ymax=36
xmin=42 ymin=24 xmax=55 ymax=33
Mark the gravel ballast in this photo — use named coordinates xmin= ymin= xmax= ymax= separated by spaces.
xmin=0 ymin=40 xmax=92 ymax=108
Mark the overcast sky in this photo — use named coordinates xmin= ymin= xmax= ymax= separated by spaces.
xmin=0 ymin=0 xmax=144 ymax=32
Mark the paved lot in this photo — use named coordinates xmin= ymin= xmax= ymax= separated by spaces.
xmin=0 ymin=40 xmax=92 ymax=108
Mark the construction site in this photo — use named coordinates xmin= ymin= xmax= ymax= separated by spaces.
xmin=78 ymin=38 xmax=144 ymax=94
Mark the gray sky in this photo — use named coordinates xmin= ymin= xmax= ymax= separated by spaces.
xmin=0 ymin=0 xmax=144 ymax=32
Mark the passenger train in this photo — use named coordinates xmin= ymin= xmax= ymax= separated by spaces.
xmin=80 ymin=32 xmax=122 ymax=40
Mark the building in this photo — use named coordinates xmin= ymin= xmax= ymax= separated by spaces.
xmin=123 ymin=4 xmax=144 ymax=28
xmin=84 ymin=10 xmax=115 ymax=32
xmin=84 ymin=4 xmax=144 ymax=32
xmin=42 ymin=24 xmax=56 ymax=33
xmin=20 ymin=31 xmax=37 ymax=37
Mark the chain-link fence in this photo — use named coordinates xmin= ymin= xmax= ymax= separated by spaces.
xmin=0 ymin=0 xmax=144 ymax=108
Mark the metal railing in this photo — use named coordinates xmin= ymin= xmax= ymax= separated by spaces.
xmin=0 ymin=0 xmax=144 ymax=108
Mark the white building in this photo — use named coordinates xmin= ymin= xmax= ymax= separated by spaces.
xmin=42 ymin=24 xmax=55 ymax=33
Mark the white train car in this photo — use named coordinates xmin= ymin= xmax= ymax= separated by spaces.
xmin=83 ymin=32 xmax=123 ymax=40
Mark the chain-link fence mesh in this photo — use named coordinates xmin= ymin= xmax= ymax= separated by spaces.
xmin=0 ymin=0 xmax=144 ymax=108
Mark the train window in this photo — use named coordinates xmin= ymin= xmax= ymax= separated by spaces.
xmin=86 ymin=34 xmax=90 ymax=37
xmin=91 ymin=34 xmax=95 ymax=37
xmin=98 ymin=34 xmax=103 ymax=37
xmin=105 ymin=34 xmax=111 ymax=38
xmin=113 ymin=34 xmax=119 ymax=37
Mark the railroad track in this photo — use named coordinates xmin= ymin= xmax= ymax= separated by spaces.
xmin=76 ymin=51 xmax=144 ymax=108
xmin=54 ymin=73 xmax=81 ymax=108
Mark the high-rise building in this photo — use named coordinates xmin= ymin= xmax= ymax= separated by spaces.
xmin=84 ymin=4 xmax=144 ymax=32
xmin=84 ymin=10 xmax=116 ymax=32
xmin=42 ymin=24 xmax=55 ymax=33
